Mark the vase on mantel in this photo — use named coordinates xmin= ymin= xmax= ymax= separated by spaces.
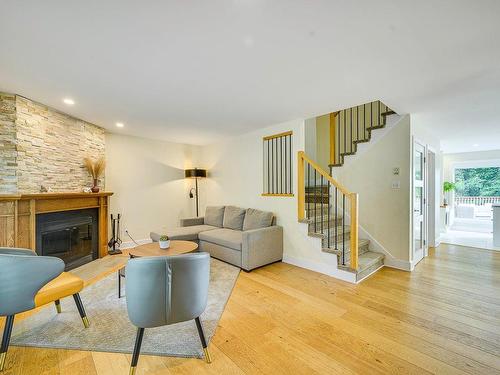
xmin=91 ymin=179 xmax=100 ymax=193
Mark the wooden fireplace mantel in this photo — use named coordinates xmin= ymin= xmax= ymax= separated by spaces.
xmin=0 ymin=192 xmax=113 ymax=258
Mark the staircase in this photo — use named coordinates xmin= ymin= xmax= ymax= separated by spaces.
xmin=303 ymin=185 xmax=384 ymax=282
xmin=329 ymin=100 xmax=395 ymax=169
xmin=297 ymin=101 xmax=395 ymax=282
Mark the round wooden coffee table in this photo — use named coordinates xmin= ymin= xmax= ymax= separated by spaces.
xmin=128 ymin=240 xmax=198 ymax=258
xmin=117 ymin=240 xmax=198 ymax=298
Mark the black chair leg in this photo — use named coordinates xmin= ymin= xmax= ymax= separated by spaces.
xmin=55 ymin=299 xmax=61 ymax=313
xmin=130 ymin=327 xmax=144 ymax=375
xmin=72 ymin=293 xmax=89 ymax=328
xmin=195 ymin=317 xmax=212 ymax=363
xmin=0 ymin=315 xmax=14 ymax=371
xmin=118 ymin=270 xmax=121 ymax=298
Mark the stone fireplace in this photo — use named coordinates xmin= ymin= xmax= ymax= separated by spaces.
xmin=0 ymin=93 xmax=111 ymax=264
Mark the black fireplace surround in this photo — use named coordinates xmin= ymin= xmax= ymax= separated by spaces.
xmin=36 ymin=208 xmax=98 ymax=270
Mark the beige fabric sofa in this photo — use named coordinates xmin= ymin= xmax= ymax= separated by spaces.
xmin=150 ymin=206 xmax=283 ymax=271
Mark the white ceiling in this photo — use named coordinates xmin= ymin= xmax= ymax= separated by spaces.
xmin=1 ymin=1 xmax=499 ymax=151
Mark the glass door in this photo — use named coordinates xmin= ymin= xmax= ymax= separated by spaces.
xmin=413 ymin=142 xmax=426 ymax=265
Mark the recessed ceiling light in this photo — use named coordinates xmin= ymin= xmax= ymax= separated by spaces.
xmin=63 ymin=98 xmax=75 ymax=105
xmin=473 ymin=143 xmax=479 ymax=147
xmin=116 ymin=122 xmax=124 ymax=128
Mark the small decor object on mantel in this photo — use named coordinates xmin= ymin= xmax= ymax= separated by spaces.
xmin=159 ymin=235 xmax=170 ymax=249
xmin=84 ymin=156 xmax=105 ymax=193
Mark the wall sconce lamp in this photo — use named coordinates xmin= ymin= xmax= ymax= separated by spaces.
xmin=185 ymin=168 xmax=207 ymax=217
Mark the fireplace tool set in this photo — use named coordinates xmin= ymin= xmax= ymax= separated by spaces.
xmin=108 ymin=213 xmax=123 ymax=255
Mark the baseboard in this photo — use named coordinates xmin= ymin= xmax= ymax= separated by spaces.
xmin=119 ymin=238 xmax=152 ymax=250
xmin=384 ymin=257 xmax=412 ymax=271
xmin=283 ymin=255 xmax=357 ymax=283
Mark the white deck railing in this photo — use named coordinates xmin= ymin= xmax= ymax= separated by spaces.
xmin=455 ymin=196 xmax=500 ymax=206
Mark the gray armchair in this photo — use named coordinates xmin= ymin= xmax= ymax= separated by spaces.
xmin=125 ymin=252 xmax=211 ymax=374
xmin=0 ymin=247 xmax=89 ymax=372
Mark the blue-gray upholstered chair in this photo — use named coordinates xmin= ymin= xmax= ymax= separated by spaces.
xmin=125 ymin=252 xmax=211 ymax=374
xmin=0 ymin=248 xmax=89 ymax=372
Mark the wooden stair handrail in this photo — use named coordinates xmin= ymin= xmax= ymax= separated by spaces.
xmin=298 ymin=151 xmax=351 ymax=195
xmin=298 ymin=150 xmax=358 ymax=270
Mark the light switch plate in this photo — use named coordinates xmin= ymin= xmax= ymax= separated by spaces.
xmin=392 ymin=181 xmax=401 ymax=189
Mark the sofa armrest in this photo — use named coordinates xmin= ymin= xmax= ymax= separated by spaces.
xmin=180 ymin=217 xmax=205 ymax=227
xmin=241 ymin=226 xmax=283 ymax=271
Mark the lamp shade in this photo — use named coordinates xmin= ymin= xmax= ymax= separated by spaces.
xmin=185 ymin=168 xmax=207 ymax=178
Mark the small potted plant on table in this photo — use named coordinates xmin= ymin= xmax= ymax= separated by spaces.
xmin=159 ymin=235 xmax=170 ymax=249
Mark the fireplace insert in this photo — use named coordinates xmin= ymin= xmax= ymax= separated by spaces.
xmin=36 ymin=208 xmax=98 ymax=270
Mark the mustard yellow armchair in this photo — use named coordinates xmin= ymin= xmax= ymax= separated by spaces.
xmin=0 ymin=247 xmax=89 ymax=372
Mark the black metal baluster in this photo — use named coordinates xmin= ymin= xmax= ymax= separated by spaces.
xmin=342 ymin=194 xmax=345 ymax=266
xmin=370 ymin=101 xmax=373 ymax=128
xmin=271 ymin=139 xmax=274 ymax=194
xmin=274 ymin=138 xmax=279 ymax=193
xmin=350 ymin=108 xmax=353 ymax=153
xmin=284 ymin=136 xmax=287 ymax=194
xmin=356 ymin=106 xmax=359 ymax=142
xmin=280 ymin=137 xmax=284 ymax=194
xmin=307 ymin=164 xmax=311 ymax=218
xmin=267 ymin=140 xmax=270 ymax=193
xmin=327 ymin=180 xmax=331 ymax=249
xmin=378 ymin=100 xmax=381 ymax=126
xmin=363 ymin=103 xmax=367 ymax=139
xmin=335 ymin=187 xmax=338 ymax=249
xmin=343 ymin=110 xmax=346 ymax=156
xmin=314 ymin=170 xmax=317 ymax=232
xmin=321 ymin=175 xmax=324 ymax=234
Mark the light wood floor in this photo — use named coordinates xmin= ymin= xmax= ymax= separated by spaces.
xmin=1 ymin=244 xmax=499 ymax=374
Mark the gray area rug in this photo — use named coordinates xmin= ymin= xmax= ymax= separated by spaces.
xmin=10 ymin=258 xmax=239 ymax=358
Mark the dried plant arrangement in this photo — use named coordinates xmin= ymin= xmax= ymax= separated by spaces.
xmin=84 ymin=156 xmax=105 ymax=192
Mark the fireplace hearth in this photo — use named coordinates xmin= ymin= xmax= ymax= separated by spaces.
xmin=36 ymin=208 xmax=98 ymax=270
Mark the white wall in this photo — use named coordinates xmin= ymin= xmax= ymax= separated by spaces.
xmin=105 ymin=133 xmax=200 ymax=241
xmin=331 ymin=115 xmax=412 ymax=264
xmin=198 ymin=119 xmax=332 ymax=266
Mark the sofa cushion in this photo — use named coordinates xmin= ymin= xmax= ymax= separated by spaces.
xmin=204 ymin=206 xmax=225 ymax=227
xmin=150 ymin=225 xmax=218 ymax=242
xmin=199 ymin=228 xmax=243 ymax=251
xmin=223 ymin=205 xmax=246 ymax=230
xmin=242 ymin=208 xmax=274 ymax=231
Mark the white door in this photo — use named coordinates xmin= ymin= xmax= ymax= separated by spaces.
xmin=413 ymin=142 xmax=426 ymax=265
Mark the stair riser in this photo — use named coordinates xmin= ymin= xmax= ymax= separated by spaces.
xmin=305 ymin=196 xmax=330 ymax=204
xmin=336 ymin=244 xmax=370 ymax=266
xmin=305 ymin=187 xmax=329 ymax=194
xmin=307 ymin=218 xmax=344 ymax=229
xmin=321 ymin=235 xmax=350 ymax=246
xmin=356 ymin=259 xmax=384 ymax=282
